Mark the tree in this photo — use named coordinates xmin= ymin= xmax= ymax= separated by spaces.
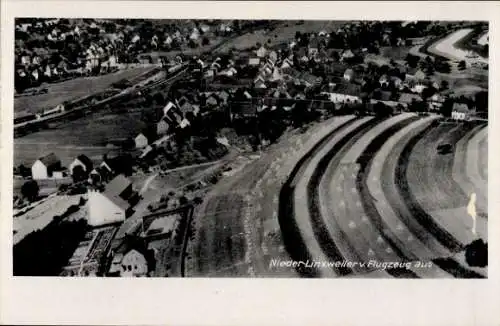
xmin=21 ymin=180 xmax=39 ymax=202
xmin=188 ymin=39 xmax=197 ymax=48
xmin=465 ymin=239 xmax=488 ymax=268
xmin=374 ymin=102 xmax=393 ymax=117
xmin=440 ymin=98 xmax=454 ymax=117
xmin=458 ymin=60 xmax=467 ymax=70
xmin=17 ymin=164 xmax=31 ymax=178
xmin=475 ymin=91 xmax=488 ymax=112
xmin=201 ymin=37 xmax=210 ymax=46
xmin=405 ymin=53 xmax=420 ymax=69
xmin=441 ymin=80 xmax=449 ymax=90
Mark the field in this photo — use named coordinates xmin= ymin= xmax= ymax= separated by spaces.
xmin=216 ymin=21 xmax=346 ymax=52
xmin=14 ymin=109 xmax=148 ymax=167
xmin=14 ymin=66 xmax=155 ymax=118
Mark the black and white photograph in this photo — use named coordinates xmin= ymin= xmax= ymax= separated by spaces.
xmin=10 ymin=17 xmax=489 ymax=279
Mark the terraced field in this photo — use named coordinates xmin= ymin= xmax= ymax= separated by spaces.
xmin=190 ymin=113 xmax=488 ymax=278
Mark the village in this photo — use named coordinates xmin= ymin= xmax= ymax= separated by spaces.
xmin=13 ymin=19 xmax=488 ymax=277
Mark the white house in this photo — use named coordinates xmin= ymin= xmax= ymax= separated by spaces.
xmin=269 ymin=51 xmax=278 ymax=63
xmin=322 ymin=92 xmax=362 ymax=104
xmin=256 ymin=46 xmax=268 ymax=58
xmin=411 ymin=83 xmax=427 ymax=94
xmin=451 ymin=103 xmax=469 ymax=121
xmin=341 ymin=49 xmax=355 ymax=61
xmin=120 ymin=249 xmax=149 ymax=277
xmin=87 ymin=175 xmax=133 ymax=227
xmin=280 ymin=57 xmax=293 ymax=69
xmin=31 ymin=153 xmax=62 ymax=180
xmin=135 ymin=133 xmax=149 ymax=149
xmin=343 ymin=68 xmax=355 ymax=82
xmin=163 ymin=102 xmax=176 ymax=117
xmin=248 ymin=57 xmax=261 ymax=66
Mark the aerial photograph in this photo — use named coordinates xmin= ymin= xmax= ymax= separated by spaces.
xmin=12 ymin=19 xmax=488 ymax=278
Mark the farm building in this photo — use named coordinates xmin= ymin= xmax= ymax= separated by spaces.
xmin=87 ymin=174 xmax=133 ymax=227
xmin=31 ymin=153 xmax=63 ymax=180
xmin=69 ymin=154 xmax=94 ymax=176
xmin=452 ymin=103 xmax=470 ymax=121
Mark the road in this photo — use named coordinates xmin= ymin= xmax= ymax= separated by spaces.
xmin=429 ymin=28 xmax=488 ymax=64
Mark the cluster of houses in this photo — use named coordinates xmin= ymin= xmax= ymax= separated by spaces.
xmin=29 ymin=151 xmax=138 ymax=226
xmin=15 ymin=19 xmax=237 ymax=90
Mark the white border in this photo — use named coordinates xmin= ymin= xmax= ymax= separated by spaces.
xmin=1 ymin=1 xmax=499 ymax=325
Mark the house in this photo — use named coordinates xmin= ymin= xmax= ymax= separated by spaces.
xmin=248 ymin=57 xmax=261 ymax=66
xmin=179 ymin=118 xmax=191 ymax=129
xmin=119 ymin=249 xmax=149 ymax=277
xmin=429 ymin=94 xmax=446 ymax=111
xmin=69 ymin=154 xmax=93 ymax=176
xmin=163 ymin=101 xmax=177 ymax=117
xmin=280 ymin=57 xmax=293 ymax=69
xmin=452 ymin=103 xmax=469 ymax=120
xmin=308 ymin=38 xmax=320 ymax=56
xmin=254 ymin=75 xmax=267 ymax=89
xmin=398 ymin=93 xmax=423 ymax=107
xmin=411 ymin=82 xmax=427 ymax=94
xmin=236 ymin=103 xmax=257 ymax=118
xmin=390 ymin=76 xmax=403 ymax=89
xmin=31 ymin=153 xmax=62 ymax=180
xmin=256 ymin=45 xmax=268 ymax=58
xmin=107 ymin=237 xmax=156 ymax=277
xmin=219 ymin=67 xmax=238 ymax=77
xmin=301 ymin=73 xmax=321 ymax=88
xmin=406 ymin=68 xmax=426 ymax=82
xmin=157 ymin=118 xmax=171 ymax=136
xmin=200 ymin=24 xmax=210 ymax=33
xmin=179 ymin=101 xmax=198 ymax=117
xmin=134 ymin=133 xmax=149 ymax=149
xmin=270 ymin=68 xmax=283 ymax=82
xmin=341 ymin=49 xmax=355 ymax=61
xmin=87 ymin=174 xmax=133 ymax=227
xmin=269 ymin=51 xmax=278 ymax=63
xmin=322 ymin=92 xmax=362 ymax=105
xmin=343 ymin=68 xmax=355 ymax=82
xmin=218 ymin=91 xmax=230 ymax=104
xmin=88 ymin=166 xmax=111 ymax=185
xmin=204 ymin=69 xmax=215 ymax=80
xmin=379 ymin=74 xmax=389 ymax=87
xmin=205 ymin=93 xmax=220 ymax=107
